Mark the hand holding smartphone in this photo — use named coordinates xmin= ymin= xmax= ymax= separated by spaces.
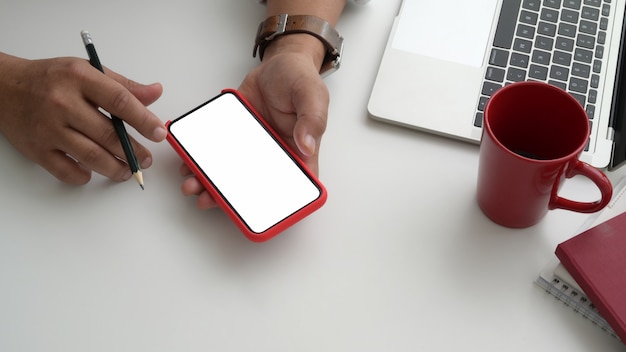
xmin=166 ymin=89 xmax=327 ymax=242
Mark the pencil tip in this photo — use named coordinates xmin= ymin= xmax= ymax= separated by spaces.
xmin=133 ymin=171 xmax=144 ymax=190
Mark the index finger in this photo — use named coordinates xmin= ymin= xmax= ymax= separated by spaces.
xmin=80 ymin=64 xmax=166 ymax=142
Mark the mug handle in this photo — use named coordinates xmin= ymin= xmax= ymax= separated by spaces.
xmin=549 ymin=161 xmax=613 ymax=213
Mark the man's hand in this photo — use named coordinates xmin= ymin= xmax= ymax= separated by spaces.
xmin=0 ymin=54 xmax=167 ymax=184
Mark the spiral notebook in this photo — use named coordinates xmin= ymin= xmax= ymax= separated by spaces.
xmin=537 ymin=259 xmax=619 ymax=340
xmin=535 ymin=176 xmax=626 ymax=342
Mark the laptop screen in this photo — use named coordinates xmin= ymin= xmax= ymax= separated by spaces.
xmin=609 ymin=11 xmax=626 ymax=170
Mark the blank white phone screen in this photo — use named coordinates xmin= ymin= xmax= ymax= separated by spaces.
xmin=169 ymin=93 xmax=322 ymax=233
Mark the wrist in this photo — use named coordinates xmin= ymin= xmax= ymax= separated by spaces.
xmin=253 ymin=14 xmax=344 ymax=76
xmin=261 ymin=33 xmax=326 ymax=71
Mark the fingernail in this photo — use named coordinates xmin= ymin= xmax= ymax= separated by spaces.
xmin=153 ymin=127 xmax=167 ymax=141
xmin=301 ymin=134 xmax=316 ymax=157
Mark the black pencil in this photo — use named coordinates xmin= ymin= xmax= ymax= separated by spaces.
xmin=80 ymin=30 xmax=144 ymax=190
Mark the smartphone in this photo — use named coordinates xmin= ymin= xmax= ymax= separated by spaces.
xmin=166 ymin=89 xmax=327 ymax=242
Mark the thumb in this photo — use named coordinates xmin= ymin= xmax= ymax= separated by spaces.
xmin=294 ymin=120 xmax=321 ymax=157
xmin=292 ymin=82 xmax=329 ymax=157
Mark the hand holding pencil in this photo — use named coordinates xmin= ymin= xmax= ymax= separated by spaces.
xmin=81 ymin=30 xmax=157 ymax=189
xmin=0 ymin=33 xmax=167 ymax=186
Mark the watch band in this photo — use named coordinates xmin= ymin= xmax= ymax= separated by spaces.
xmin=253 ymin=14 xmax=344 ymax=77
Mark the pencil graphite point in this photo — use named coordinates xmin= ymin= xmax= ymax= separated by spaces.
xmin=134 ymin=171 xmax=145 ymax=190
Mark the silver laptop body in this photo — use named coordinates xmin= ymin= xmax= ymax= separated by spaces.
xmin=368 ymin=0 xmax=626 ymax=169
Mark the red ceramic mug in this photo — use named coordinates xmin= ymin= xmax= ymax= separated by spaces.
xmin=477 ymin=82 xmax=613 ymax=228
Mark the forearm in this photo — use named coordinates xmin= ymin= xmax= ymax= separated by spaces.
xmin=0 ymin=52 xmax=29 ymax=131
xmin=0 ymin=52 xmax=25 ymax=98
xmin=265 ymin=0 xmax=346 ymax=25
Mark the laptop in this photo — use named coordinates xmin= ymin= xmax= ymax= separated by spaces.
xmin=368 ymin=0 xmax=626 ymax=170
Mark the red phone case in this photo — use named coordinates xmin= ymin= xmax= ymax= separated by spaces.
xmin=166 ymin=88 xmax=327 ymax=242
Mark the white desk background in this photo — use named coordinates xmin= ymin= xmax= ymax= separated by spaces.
xmin=1 ymin=1 xmax=625 ymax=351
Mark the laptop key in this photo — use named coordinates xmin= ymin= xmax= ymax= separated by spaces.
xmin=522 ymin=0 xmax=541 ymax=11
xmin=549 ymin=80 xmax=568 ymax=90
xmin=474 ymin=112 xmax=484 ymax=128
xmin=529 ymin=64 xmax=549 ymax=80
xmin=489 ymin=48 xmax=510 ymax=67
xmin=520 ymin=10 xmax=539 ymax=25
xmin=553 ymin=50 xmax=573 ymax=66
xmin=582 ymin=6 xmax=600 ymax=21
xmin=510 ymin=52 xmax=530 ymax=68
xmin=550 ymin=65 xmax=570 ymax=81
xmin=580 ymin=20 xmax=598 ymax=35
xmin=493 ymin=0 xmax=523 ymax=49
xmin=514 ymin=38 xmax=533 ymax=53
xmin=572 ymin=62 xmax=592 ymax=78
xmin=541 ymin=8 xmax=560 ymax=23
xmin=563 ymin=0 xmax=582 ymax=10
xmin=478 ymin=96 xmax=489 ymax=111
xmin=561 ymin=9 xmax=580 ymax=23
xmin=507 ymin=67 xmax=527 ymax=81
xmin=544 ymin=0 xmax=562 ymax=9
xmin=575 ymin=48 xmax=594 ymax=63
xmin=593 ymin=60 xmax=602 ymax=73
xmin=569 ymin=77 xmax=589 ymax=93
xmin=556 ymin=36 xmax=575 ymax=51
xmin=482 ymin=81 xmax=502 ymax=96
xmin=586 ymin=104 xmax=596 ymax=119
xmin=538 ymin=21 xmax=557 ymax=37
xmin=570 ymin=92 xmax=587 ymax=106
xmin=559 ymin=22 xmax=577 ymax=37
xmin=577 ymin=34 xmax=596 ymax=48
xmin=584 ymin=0 xmax=602 ymax=6
xmin=600 ymin=17 xmax=609 ymax=30
xmin=486 ymin=66 xmax=506 ymax=82
xmin=517 ymin=24 xmax=536 ymax=39
xmin=532 ymin=49 xmax=552 ymax=65
xmin=591 ymin=74 xmax=600 ymax=88
xmin=535 ymin=35 xmax=555 ymax=50
xmin=596 ymin=45 xmax=604 ymax=58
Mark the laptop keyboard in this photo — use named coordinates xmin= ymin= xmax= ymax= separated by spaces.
xmin=475 ymin=0 xmax=613 ymax=149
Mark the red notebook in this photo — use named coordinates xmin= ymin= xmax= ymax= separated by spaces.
xmin=555 ymin=211 xmax=626 ymax=343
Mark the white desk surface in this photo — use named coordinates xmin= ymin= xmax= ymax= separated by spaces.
xmin=1 ymin=1 xmax=625 ymax=351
